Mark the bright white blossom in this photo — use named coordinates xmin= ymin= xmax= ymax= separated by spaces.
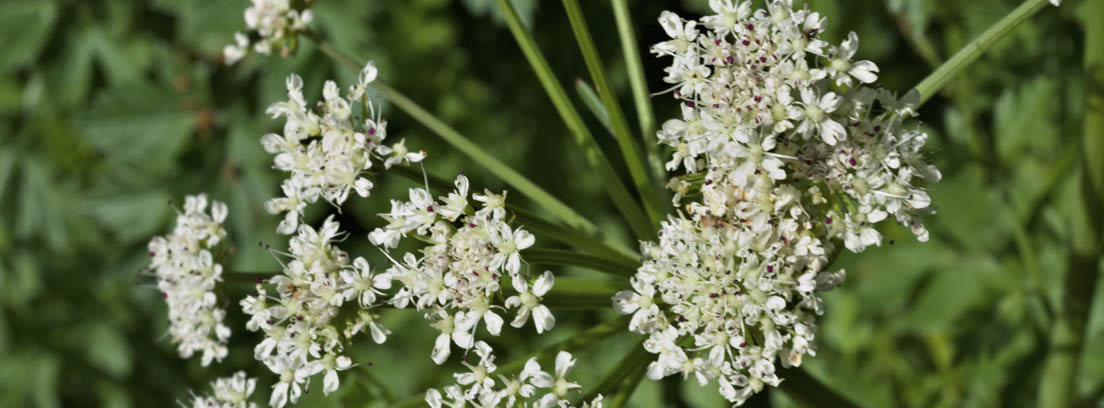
xmin=261 ymin=62 xmax=423 ymax=235
xmin=147 ymin=194 xmax=231 ymax=366
xmin=222 ymin=0 xmax=314 ymax=64
xmin=370 ymin=174 xmax=556 ymax=364
xmin=619 ymin=1 xmax=941 ymax=405
xmin=426 ymin=349 xmax=603 ymax=408
xmin=185 ymin=371 xmax=259 ymax=408
xmin=240 ymin=216 xmax=384 ymax=407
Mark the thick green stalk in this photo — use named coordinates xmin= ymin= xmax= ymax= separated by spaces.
xmin=524 ymin=248 xmax=638 ymax=278
xmin=606 ymin=353 xmax=651 ymax=408
xmin=386 ymin=316 xmax=630 ymax=408
xmin=911 ymin=0 xmax=1053 ymax=105
xmin=305 ymin=33 xmax=603 ymax=242
xmin=494 ymin=0 xmax=657 ymax=242
xmin=1038 ymin=0 xmax=1104 ymax=405
xmin=562 ymin=0 xmax=667 ymax=227
xmin=610 ymin=0 xmax=667 ymax=191
xmin=576 ymin=79 xmax=615 ymax=136
xmin=578 ymin=343 xmax=649 ymax=403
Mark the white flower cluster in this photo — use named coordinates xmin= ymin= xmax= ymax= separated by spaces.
xmin=240 ymin=216 xmax=392 ymax=408
xmin=369 ymin=174 xmax=556 ymax=364
xmin=262 ymin=62 xmax=425 ymax=235
xmin=185 ymin=371 xmax=259 ymax=408
xmin=615 ymin=1 xmax=941 ymax=405
xmin=147 ymin=194 xmax=231 ymax=367
xmin=223 ymin=0 xmax=314 ymax=64
xmin=426 ymin=346 xmax=603 ymax=408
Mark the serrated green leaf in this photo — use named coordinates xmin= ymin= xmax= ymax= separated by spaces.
xmin=87 ymin=191 xmax=170 ymax=246
xmin=84 ymin=323 xmax=132 ymax=379
xmin=79 ymin=82 xmax=197 ymax=178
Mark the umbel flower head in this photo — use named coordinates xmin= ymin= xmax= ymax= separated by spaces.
xmin=370 ymin=174 xmax=555 ymax=364
xmin=222 ymin=0 xmax=314 ymax=64
xmin=615 ymin=0 xmax=941 ymax=405
xmin=184 ymin=371 xmax=259 ymax=408
xmin=241 ymin=216 xmax=389 ymax=408
xmin=147 ymin=194 xmax=231 ymax=367
xmin=426 ymin=347 xmax=604 ymax=408
xmin=261 ymin=61 xmax=424 ymax=235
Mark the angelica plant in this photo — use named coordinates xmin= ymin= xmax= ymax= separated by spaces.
xmin=140 ymin=0 xmax=1071 ymax=406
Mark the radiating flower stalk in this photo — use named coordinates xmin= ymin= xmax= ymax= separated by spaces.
xmin=142 ymin=0 xmax=1063 ymax=406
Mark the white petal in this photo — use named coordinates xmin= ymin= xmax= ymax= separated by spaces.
xmin=554 ymin=351 xmax=575 ymax=377
xmin=532 ymin=271 xmax=554 ymax=296
xmin=849 ymin=60 xmax=879 ymax=83
xmin=484 ymin=311 xmax=504 ymax=336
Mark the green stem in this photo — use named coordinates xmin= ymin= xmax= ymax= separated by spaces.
xmin=510 ymin=205 xmax=641 ymax=265
xmin=494 ymin=0 xmax=657 ymax=242
xmin=305 ymin=32 xmax=603 ymax=243
xmin=911 ymin=0 xmax=1053 ymax=106
xmin=579 ymin=342 xmax=649 ymax=404
xmin=386 ymin=316 xmax=630 ymax=408
xmin=524 ymin=248 xmax=638 ymax=278
xmin=777 ymin=366 xmax=860 ymax=408
xmin=610 ymin=0 xmax=666 ymax=191
xmin=576 ymin=79 xmax=615 ymax=136
xmin=606 ymin=352 xmax=651 ymax=408
xmin=562 ymin=0 xmax=667 ymax=228
xmin=1038 ymin=0 xmax=1104 ymax=405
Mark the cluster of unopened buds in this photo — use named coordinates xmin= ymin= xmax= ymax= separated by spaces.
xmin=147 ymin=194 xmax=231 ymax=367
xmin=611 ymin=0 xmax=940 ymax=405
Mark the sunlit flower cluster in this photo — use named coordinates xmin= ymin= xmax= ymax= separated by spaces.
xmin=223 ymin=0 xmax=314 ymax=64
xmin=185 ymin=371 xmax=260 ymax=408
xmin=615 ymin=0 xmax=941 ymax=404
xmin=262 ymin=62 xmax=425 ymax=234
xmin=147 ymin=194 xmax=231 ymax=367
xmin=370 ymin=174 xmax=556 ymax=364
xmin=239 ymin=216 xmax=391 ymax=408
xmin=426 ymin=347 xmax=604 ymax=408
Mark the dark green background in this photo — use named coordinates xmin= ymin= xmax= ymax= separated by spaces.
xmin=0 ymin=0 xmax=1100 ymax=407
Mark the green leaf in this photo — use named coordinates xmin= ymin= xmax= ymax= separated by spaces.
xmin=0 ymin=1 xmax=57 ymax=73
xmin=78 ymin=82 xmax=197 ymax=178
xmin=905 ymin=257 xmax=1000 ymax=334
xmin=83 ymin=323 xmax=132 ymax=378
xmin=524 ymin=248 xmax=637 ymax=278
xmin=994 ymin=77 xmax=1057 ymax=163
xmin=86 ymin=191 xmax=170 ymax=246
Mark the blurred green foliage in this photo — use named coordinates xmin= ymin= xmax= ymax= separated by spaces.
xmin=0 ymin=0 xmax=1100 ymax=407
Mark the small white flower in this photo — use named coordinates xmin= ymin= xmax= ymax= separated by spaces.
xmin=505 ymin=271 xmax=555 ymax=333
